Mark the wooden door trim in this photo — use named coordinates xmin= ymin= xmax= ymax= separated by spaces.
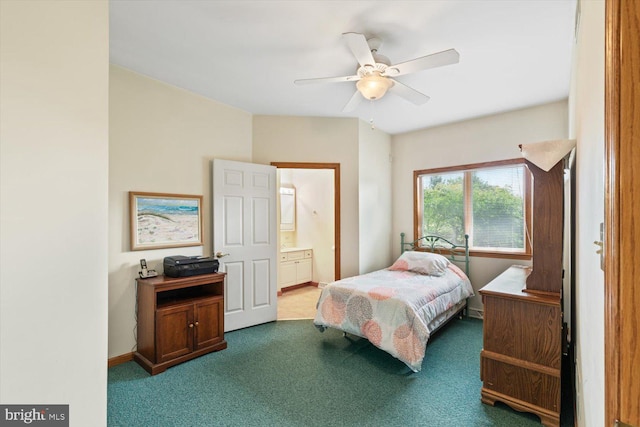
xmin=604 ymin=0 xmax=620 ymax=423
xmin=271 ymin=162 xmax=341 ymax=280
xmin=605 ymin=0 xmax=640 ymax=425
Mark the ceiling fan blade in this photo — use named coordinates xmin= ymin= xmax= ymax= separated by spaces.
xmin=342 ymin=32 xmax=376 ymax=67
xmin=388 ymin=80 xmax=430 ymax=105
xmin=385 ymin=48 xmax=459 ymax=77
xmin=342 ymin=90 xmax=363 ymax=112
xmin=294 ymin=75 xmax=359 ymax=85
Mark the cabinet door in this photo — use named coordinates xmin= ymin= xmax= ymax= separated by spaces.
xmin=194 ymin=297 xmax=224 ymax=350
xmin=296 ymin=258 xmax=312 ymax=283
xmin=280 ymin=261 xmax=297 ymax=288
xmin=156 ymin=304 xmax=194 ymax=363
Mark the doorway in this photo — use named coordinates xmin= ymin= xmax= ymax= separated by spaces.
xmin=272 ymin=162 xmax=340 ymax=316
xmin=272 ymin=162 xmax=340 ymax=282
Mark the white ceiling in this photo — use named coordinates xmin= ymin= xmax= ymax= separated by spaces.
xmin=109 ymin=1 xmax=577 ymax=135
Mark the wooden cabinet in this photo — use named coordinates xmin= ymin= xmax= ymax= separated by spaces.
xmin=279 ymin=249 xmax=312 ymax=289
xmin=480 ymin=265 xmax=562 ymax=427
xmin=134 ymin=273 xmax=227 ymax=375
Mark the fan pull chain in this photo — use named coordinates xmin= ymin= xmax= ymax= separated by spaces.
xmin=369 ymin=100 xmax=376 ymax=130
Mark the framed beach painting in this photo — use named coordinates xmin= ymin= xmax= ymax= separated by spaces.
xmin=129 ymin=191 xmax=203 ymax=251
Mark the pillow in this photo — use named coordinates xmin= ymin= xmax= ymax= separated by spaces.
xmin=389 ymin=251 xmax=450 ymax=276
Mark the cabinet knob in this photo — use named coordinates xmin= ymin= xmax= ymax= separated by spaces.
xmin=189 ymin=323 xmax=194 ymax=328
xmin=195 ymin=321 xmax=199 ymax=326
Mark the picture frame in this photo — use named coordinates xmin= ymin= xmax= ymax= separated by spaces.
xmin=129 ymin=191 xmax=203 ymax=251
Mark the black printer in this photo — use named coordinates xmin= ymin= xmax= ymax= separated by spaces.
xmin=163 ymin=256 xmax=219 ymax=278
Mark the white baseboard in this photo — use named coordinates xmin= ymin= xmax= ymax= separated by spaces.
xmin=467 ymin=307 xmax=484 ymax=319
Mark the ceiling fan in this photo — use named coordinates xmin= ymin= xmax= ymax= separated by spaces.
xmin=294 ymin=32 xmax=460 ymax=112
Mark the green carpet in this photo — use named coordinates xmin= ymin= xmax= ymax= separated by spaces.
xmin=108 ymin=318 xmax=569 ymax=426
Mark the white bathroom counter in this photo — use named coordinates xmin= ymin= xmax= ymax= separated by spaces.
xmin=280 ymin=247 xmax=312 ymax=253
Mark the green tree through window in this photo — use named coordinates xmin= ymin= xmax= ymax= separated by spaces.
xmin=422 ymin=173 xmax=464 ymax=243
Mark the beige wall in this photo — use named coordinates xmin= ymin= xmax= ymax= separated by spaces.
xmin=0 ymin=1 xmax=109 ymax=424
xmin=253 ymin=116 xmax=362 ymax=278
xmin=359 ymin=121 xmax=393 ymax=273
xmin=570 ymin=1 xmax=605 ymax=425
xmin=108 ymin=66 xmax=253 ymax=358
xmin=391 ymin=100 xmax=568 ymax=314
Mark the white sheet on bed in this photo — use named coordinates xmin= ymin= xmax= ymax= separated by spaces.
xmin=313 ymin=263 xmax=474 ymax=372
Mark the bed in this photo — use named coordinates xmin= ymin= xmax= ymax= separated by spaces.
xmin=313 ymin=233 xmax=474 ymax=372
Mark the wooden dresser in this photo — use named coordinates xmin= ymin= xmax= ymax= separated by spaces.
xmin=480 ymin=265 xmax=562 ymax=427
xmin=134 ymin=273 xmax=227 ymax=375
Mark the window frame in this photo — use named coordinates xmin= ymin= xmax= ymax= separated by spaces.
xmin=413 ymin=158 xmax=532 ymax=260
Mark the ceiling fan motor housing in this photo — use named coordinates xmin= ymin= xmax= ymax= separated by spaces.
xmin=357 ymin=40 xmax=395 ymax=78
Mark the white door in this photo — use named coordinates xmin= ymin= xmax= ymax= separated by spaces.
xmin=212 ymin=159 xmax=277 ymax=332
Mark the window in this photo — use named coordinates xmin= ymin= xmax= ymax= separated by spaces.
xmin=414 ymin=159 xmax=532 ymax=259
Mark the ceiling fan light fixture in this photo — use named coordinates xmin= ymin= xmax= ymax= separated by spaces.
xmin=356 ymin=72 xmax=393 ymax=100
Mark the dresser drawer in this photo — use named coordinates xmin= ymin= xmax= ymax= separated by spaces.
xmin=483 ymin=295 xmax=562 ymax=368
xmin=481 ymin=354 xmax=560 ymax=412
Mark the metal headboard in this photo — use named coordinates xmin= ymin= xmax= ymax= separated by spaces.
xmin=400 ymin=233 xmax=470 ymax=276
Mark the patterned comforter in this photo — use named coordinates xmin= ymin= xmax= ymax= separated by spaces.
xmin=313 ymin=264 xmax=474 ymax=372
